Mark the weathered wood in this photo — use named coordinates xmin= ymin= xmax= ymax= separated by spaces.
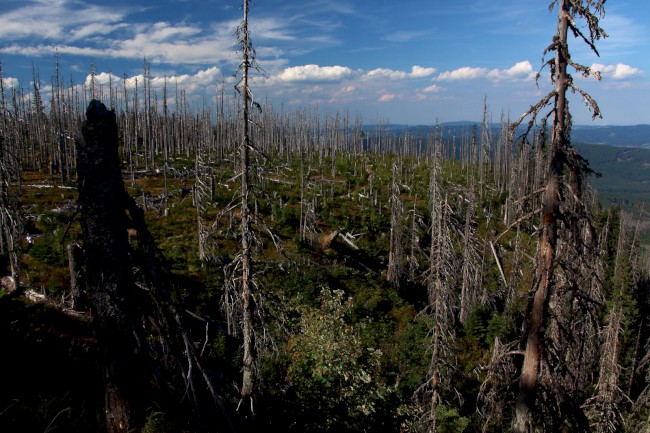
xmin=67 ymin=243 xmax=84 ymax=309
xmin=321 ymin=229 xmax=339 ymax=250
xmin=76 ymin=99 xmax=147 ymax=433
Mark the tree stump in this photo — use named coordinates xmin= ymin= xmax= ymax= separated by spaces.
xmin=76 ymin=100 xmax=147 ymax=433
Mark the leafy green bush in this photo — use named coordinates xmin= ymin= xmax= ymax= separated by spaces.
xmin=286 ymin=288 xmax=393 ymax=431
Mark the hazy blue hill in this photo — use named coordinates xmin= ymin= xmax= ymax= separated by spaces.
xmin=366 ymin=123 xmax=650 ymax=211
xmin=371 ymin=123 xmax=650 ymax=148
xmin=572 ymin=124 xmax=650 ymax=148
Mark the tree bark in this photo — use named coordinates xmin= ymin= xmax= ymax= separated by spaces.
xmin=514 ymin=2 xmax=569 ymax=431
xmin=76 ymin=99 xmax=147 ymax=433
xmin=67 ymin=242 xmax=84 ymax=309
xmin=239 ymin=0 xmax=255 ymax=404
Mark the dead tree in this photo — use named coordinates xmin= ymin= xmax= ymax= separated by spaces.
xmin=510 ymin=1 xmax=607 ymax=431
xmin=0 ymin=59 xmax=22 ymax=284
xmin=195 ymin=105 xmax=213 ymax=261
xmin=76 ymin=100 xmax=149 ymax=433
xmin=387 ymin=160 xmax=404 ymax=284
xmin=220 ymin=0 xmax=268 ymax=418
xmin=459 ymin=190 xmax=481 ymax=324
xmin=66 ymin=243 xmax=84 ymax=309
xmin=415 ymin=137 xmax=458 ymax=433
xmin=238 ymin=0 xmax=255 ymax=406
xmin=77 ymin=100 xmax=234 ymax=433
xmin=584 ymin=306 xmax=626 ymax=433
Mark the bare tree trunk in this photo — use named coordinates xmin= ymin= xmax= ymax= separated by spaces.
xmin=76 ymin=100 xmax=147 ymax=433
xmin=67 ymin=243 xmax=84 ymax=309
xmin=0 ymin=65 xmax=21 ymax=281
xmin=586 ymin=306 xmax=625 ymax=433
xmin=387 ymin=160 xmax=404 ymax=284
xmin=513 ymin=2 xmax=606 ymax=431
xmin=238 ymin=0 xmax=255 ymax=404
xmin=459 ymin=194 xmax=479 ymax=324
xmin=513 ymin=6 xmax=568 ymax=426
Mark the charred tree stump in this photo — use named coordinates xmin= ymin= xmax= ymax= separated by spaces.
xmin=76 ymin=100 xmax=147 ymax=433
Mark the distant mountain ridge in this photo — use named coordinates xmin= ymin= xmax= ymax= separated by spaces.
xmin=367 ymin=122 xmax=650 ymax=148
xmin=571 ymin=124 xmax=650 ymax=147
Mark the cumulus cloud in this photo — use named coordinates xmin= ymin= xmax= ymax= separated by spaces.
xmin=410 ymin=65 xmax=436 ymax=78
xmin=1 ymin=76 xmax=20 ymax=89
xmin=81 ymin=67 xmax=225 ymax=96
xmin=364 ymin=65 xmax=436 ymax=80
xmin=591 ymin=63 xmax=643 ymax=80
xmin=365 ymin=68 xmax=408 ymax=80
xmin=436 ymin=66 xmax=488 ymax=81
xmin=85 ymin=71 xmax=122 ymax=87
xmin=274 ymin=65 xmax=353 ymax=83
xmin=487 ymin=61 xmax=536 ymax=81
xmin=434 ymin=62 xmax=535 ymax=82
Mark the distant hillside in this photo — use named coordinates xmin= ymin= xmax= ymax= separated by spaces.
xmin=368 ymin=123 xmax=650 ymax=211
xmin=371 ymin=123 xmax=650 ymax=148
xmin=575 ymin=142 xmax=650 ymax=209
xmin=572 ymin=124 xmax=650 ymax=148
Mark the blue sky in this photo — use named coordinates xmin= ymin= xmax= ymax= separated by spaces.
xmin=1 ymin=0 xmax=648 ymax=125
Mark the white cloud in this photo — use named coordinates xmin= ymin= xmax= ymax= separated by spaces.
xmin=365 ymin=68 xmax=408 ymax=80
xmin=69 ymin=23 xmax=129 ymax=41
xmin=364 ymin=65 xmax=436 ymax=80
xmin=1 ymin=76 xmax=20 ymax=89
xmin=410 ymin=66 xmax=437 ymax=78
xmin=0 ymin=1 xmax=233 ymax=65
xmin=146 ymin=22 xmax=202 ymax=43
xmin=436 ymin=66 xmax=488 ymax=81
xmin=252 ymin=17 xmax=296 ymax=41
xmin=82 ymin=67 xmax=225 ymax=97
xmin=487 ymin=61 xmax=536 ymax=81
xmin=378 ymin=93 xmax=397 ymax=102
xmin=422 ymin=84 xmax=443 ymax=93
xmin=327 ymin=85 xmax=358 ymax=104
xmin=274 ymin=65 xmax=353 ymax=83
xmin=434 ymin=62 xmax=534 ymax=83
xmin=111 ymin=22 xmax=233 ymax=64
xmin=591 ymin=63 xmax=643 ymax=80
xmin=86 ymin=72 xmax=122 ymax=87
xmin=1 ymin=44 xmax=105 ymax=57
xmin=0 ymin=0 xmax=126 ymax=41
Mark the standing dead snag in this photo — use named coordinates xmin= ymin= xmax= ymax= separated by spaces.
xmin=76 ymin=100 xmax=148 ymax=433
xmin=77 ymin=100 xmax=235 ymax=433
xmin=509 ymin=1 xmax=606 ymax=432
xmin=387 ymin=160 xmax=404 ymax=284
xmin=0 ymin=60 xmax=22 ymax=283
xmin=220 ymin=0 xmax=269 ymax=418
xmin=238 ymin=0 xmax=255 ymax=407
